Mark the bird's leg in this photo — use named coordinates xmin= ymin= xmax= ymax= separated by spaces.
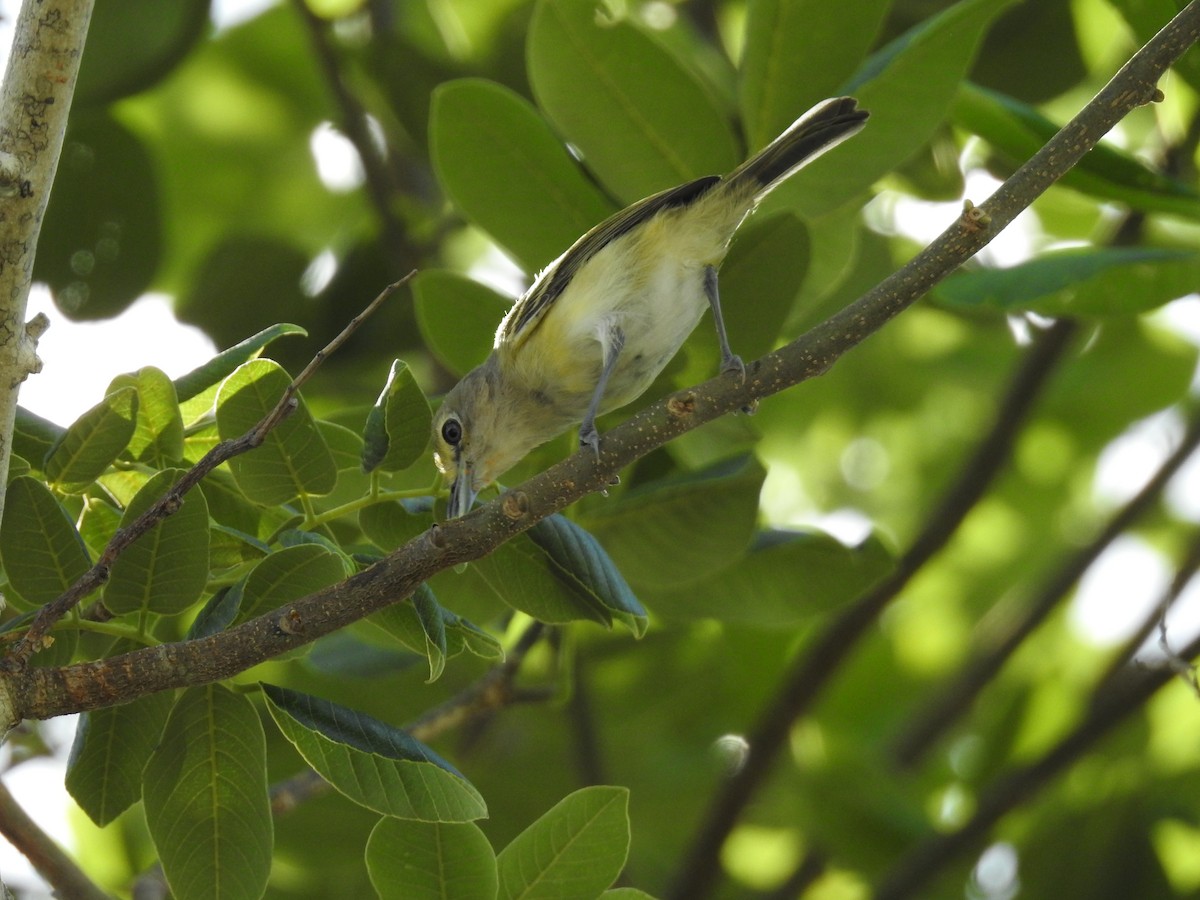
xmin=705 ymin=265 xmax=757 ymax=414
xmin=704 ymin=265 xmax=745 ymax=381
xmin=580 ymin=321 xmax=625 ymax=458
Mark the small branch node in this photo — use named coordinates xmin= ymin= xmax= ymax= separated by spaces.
xmin=667 ymin=392 xmax=696 ymax=418
xmin=501 ymin=490 xmax=530 ymax=520
xmin=276 ymin=608 xmax=304 ymax=636
xmin=427 ymin=523 xmax=447 ymax=550
xmin=960 ymin=198 xmax=992 ymax=232
xmin=23 ymin=312 xmax=48 ymax=340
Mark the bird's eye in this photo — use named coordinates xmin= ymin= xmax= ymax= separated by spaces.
xmin=441 ymin=418 xmax=463 ymax=446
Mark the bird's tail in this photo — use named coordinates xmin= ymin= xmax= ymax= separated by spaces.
xmin=725 ymin=97 xmax=868 ymax=200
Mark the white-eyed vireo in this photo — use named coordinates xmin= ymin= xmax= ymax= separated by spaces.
xmin=433 ymin=96 xmax=868 ymax=517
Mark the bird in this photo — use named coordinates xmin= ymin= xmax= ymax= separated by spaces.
xmin=432 ymin=96 xmax=868 ymax=517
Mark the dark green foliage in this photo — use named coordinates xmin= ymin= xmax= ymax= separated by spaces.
xmin=8 ymin=1 xmax=1200 ymax=898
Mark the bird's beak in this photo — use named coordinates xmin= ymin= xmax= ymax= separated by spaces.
xmin=447 ymin=464 xmax=477 ymax=518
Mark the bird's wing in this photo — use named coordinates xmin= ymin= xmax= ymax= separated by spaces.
xmin=499 ymin=175 xmax=721 ymax=347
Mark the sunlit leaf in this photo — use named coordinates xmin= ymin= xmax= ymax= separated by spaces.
xmin=215 ymin=359 xmax=337 ymax=504
xmin=174 ymin=322 xmax=306 ymax=404
xmin=44 ymin=387 xmax=138 ymax=492
xmin=936 ymin=247 xmax=1200 ymax=316
xmin=110 ymin=366 xmax=184 ymax=466
xmin=781 ymin=0 xmax=1018 ymax=217
xmin=740 ymin=0 xmax=890 ymax=150
xmin=431 ymin=78 xmax=615 ymax=271
xmin=362 ymin=359 xmax=432 ymax=474
xmin=528 ymin=0 xmax=740 ymax=203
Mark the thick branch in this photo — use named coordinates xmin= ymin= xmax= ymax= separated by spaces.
xmin=9 ymin=0 xmax=1198 ymax=724
xmin=0 ymin=0 xmax=94 ymax=525
xmin=0 ymin=778 xmax=109 ymax=900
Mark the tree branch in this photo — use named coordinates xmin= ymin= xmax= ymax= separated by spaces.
xmin=292 ymin=0 xmax=417 ymax=268
xmin=891 ymin=403 xmax=1200 ymax=767
xmin=0 ymin=0 xmax=94 ymax=525
xmin=665 ymin=316 xmax=1078 ymax=900
xmin=6 ymin=0 xmax=1197 ymax=727
xmin=0 ymin=777 xmax=110 ymax=900
xmin=875 ymin=611 xmax=1200 ymax=899
xmin=3 ymin=275 xmax=411 ymax=668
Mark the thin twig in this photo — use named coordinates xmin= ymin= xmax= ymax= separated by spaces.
xmin=0 ymin=777 xmax=110 ymax=900
xmin=11 ymin=2 xmax=1199 ymax=725
xmin=1096 ymin=525 xmax=1200 ymax=690
xmin=665 ymin=319 xmax=1078 ymax=900
xmin=4 ymin=275 xmax=413 ymax=668
xmin=292 ymin=0 xmax=415 ymax=265
xmin=875 ymin=622 xmax=1200 ymax=899
xmin=892 ymin=405 xmax=1200 ymax=767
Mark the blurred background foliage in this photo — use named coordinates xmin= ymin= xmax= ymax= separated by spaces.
xmin=13 ymin=0 xmax=1200 ymax=897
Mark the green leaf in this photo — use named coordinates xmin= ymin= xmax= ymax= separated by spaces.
xmin=35 ymin=115 xmax=162 ymax=319
xmin=67 ymin=680 xmax=174 ymax=826
xmin=0 ymin=476 xmax=91 ymax=610
xmin=238 ymin=543 xmax=349 ymax=621
xmin=360 ymin=498 xmax=434 ymax=552
xmin=740 ymin=0 xmax=891 ymax=150
xmin=413 ymin=586 xmax=448 ymax=682
xmin=262 ymin=684 xmax=487 ymax=822
xmin=43 ymin=386 xmax=138 ymax=492
xmin=103 ymin=468 xmax=210 ymax=617
xmin=366 ymin=818 xmax=498 ymax=900
xmin=935 ymin=247 xmax=1200 ymax=316
xmin=450 ymin=536 xmax=611 ymax=627
xmin=110 ymin=366 xmax=185 ymax=465
xmin=452 ymin=615 xmax=505 ymax=661
xmin=582 ymin=457 xmax=764 ymax=590
xmin=362 ymin=360 xmax=433 ymax=474
xmin=366 ymin=585 xmax=501 ymax=678
xmin=648 ymin=529 xmax=893 ymax=624
xmin=527 ymin=0 xmax=740 ymax=203
xmin=13 ymin=406 xmax=65 ymax=466
xmin=173 ymin=322 xmax=307 ymax=404
xmin=188 ymin=585 xmax=243 ymax=639
xmin=215 ymin=359 xmax=337 ymax=504
xmin=431 ymin=78 xmax=616 ymax=271
xmin=143 ymin=685 xmax=272 ymax=900
xmin=75 ymin=0 xmax=209 ymax=107
xmin=413 ymin=271 xmax=512 ymax=378
xmin=527 ymin=515 xmax=648 ymax=636
xmin=953 ymin=82 xmax=1200 ymax=219
xmin=496 ymin=786 xmax=630 ymax=900
xmin=783 ymin=0 xmax=1017 ymax=217
xmin=179 ymin=237 xmax=311 ymax=357
xmin=602 ymin=891 xmax=658 ymax=899
xmin=718 ymin=214 xmax=810 ymax=362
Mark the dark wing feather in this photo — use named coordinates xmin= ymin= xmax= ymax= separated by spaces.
xmin=500 ymin=175 xmax=721 ymax=345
